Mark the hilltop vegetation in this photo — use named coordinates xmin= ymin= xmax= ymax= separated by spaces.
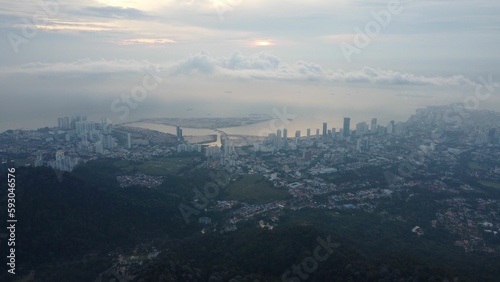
xmin=1 ymin=158 xmax=500 ymax=281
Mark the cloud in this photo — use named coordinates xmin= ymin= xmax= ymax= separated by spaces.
xmin=170 ymin=50 xmax=216 ymax=75
xmin=119 ymin=38 xmax=176 ymax=45
xmin=4 ymin=51 xmax=477 ymax=87
xmin=77 ymin=6 xmax=151 ymax=19
xmin=168 ymin=51 xmax=477 ymax=87
xmin=9 ymin=58 xmax=155 ymax=78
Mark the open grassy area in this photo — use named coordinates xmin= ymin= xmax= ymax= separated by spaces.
xmin=479 ymin=181 xmax=500 ymax=190
xmin=113 ymin=157 xmax=194 ymax=176
xmin=224 ymin=174 xmax=291 ymax=204
xmin=468 ymin=161 xmax=486 ymax=170
xmin=320 ymin=173 xmax=337 ymax=183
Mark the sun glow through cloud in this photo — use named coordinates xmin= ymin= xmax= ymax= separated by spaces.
xmin=255 ymin=41 xmax=272 ymax=47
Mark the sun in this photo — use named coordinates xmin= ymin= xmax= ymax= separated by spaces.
xmin=255 ymin=41 xmax=272 ymax=47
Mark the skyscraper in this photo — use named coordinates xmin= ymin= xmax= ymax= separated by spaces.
xmin=176 ymin=125 xmax=183 ymax=142
xmin=51 ymin=150 xmax=77 ymax=172
xmin=56 ymin=117 xmax=70 ymax=129
xmin=356 ymin=122 xmax=369 ymax=136
xmin=127 ymin=133 xmax=131 ymax=149
xmin=276 ymin=129 xmax=283 ymax=149
xmin=387 ymin=121 xmax=394 ymax=134
xmin=283 ymin=128 xmax=288 ymax=149
xmin=371 ymin=118 xmax=378 ymax=133
xmin=322 ymin=122 xmax=327 ymax=139
xmin=343 ymin=117 xmax=351 ymax=137
xmin=105 ymin=135 xmax=115 ymax=149
xmin=34 ymin=151 xmax=43 ymax=167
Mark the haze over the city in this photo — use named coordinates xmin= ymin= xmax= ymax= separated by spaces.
xmin=2 ymin=2 xmax=500 ymax=281
xmin=1 ymin=0 xmax=499 ymax=131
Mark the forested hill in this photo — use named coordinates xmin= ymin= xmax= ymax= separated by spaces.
xmin=1 ymin=161 xmax=500 ymax=281
xmin=0 ymin=163 xmax=196 ymax=281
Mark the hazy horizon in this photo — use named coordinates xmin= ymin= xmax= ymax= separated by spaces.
xmin=2 ymin=0 xmax=499 ymax=132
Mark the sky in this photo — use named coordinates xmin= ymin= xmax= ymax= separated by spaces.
xmin=1 ymin=0 xmax=499 ymax=131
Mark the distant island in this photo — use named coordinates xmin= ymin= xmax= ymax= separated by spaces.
xmin=132 ymin=114 xmax=274 ymax=129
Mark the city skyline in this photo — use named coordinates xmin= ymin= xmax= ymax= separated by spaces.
xmin=1 ymin=1 xmax=500 ymax=131
xmin=2 ymin=1 xmax=500 ymax=281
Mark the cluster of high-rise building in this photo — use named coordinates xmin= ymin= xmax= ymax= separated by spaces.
xmin=55 ymin=115 xmax=116 ymax=151
xmin=46 ymin=113 xmax=419 ymax=168
xmin=34 ymin=115 xmax=119 ymax=171
xmin=75 ymin=121 xmax=95 ymax=135
xmin=177 ymin=144 xmax=202 ymax=153
xmin=205 ymin=146 xmax=221 ymax=157
xmin=264 ymin=128 xmax=290 ymax=150
xmin=57 ymin=117 xmax=71 ymax=129
xmin=57 ymin=114 xmax=87 ymax=130
xmin=47 ymin=150 xmax=79 ymax=172
xmin=251 ymin=116 xmax=411 ymax=152
xmin=94 ymin=135 xmax=116 ymax=154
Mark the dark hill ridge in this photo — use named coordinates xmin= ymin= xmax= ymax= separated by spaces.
xmin=0 ymin=165 xmax=190 ymax=281
xmin=1 ymin=162 xmax=500 ymax=281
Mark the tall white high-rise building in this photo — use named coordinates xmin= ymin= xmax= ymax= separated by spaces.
xmin=370 ymin=118 xmax=378 ymax=133
xmin=95 ymin=141 xmax=104 ymax=154
xmin=75 ymin=121 xmax=93 ymax=135
xmin=50 ymin=150 xmax=78 ymax=172
xmin=80 ymin=133 xmax=88 ymax=146
xmin=387 ymin=121 xmax=394 ymax=134
xmin=127 ymin=133 xmax=131 ymax=149
xmin=283 ymin=128 xmax=288 ymax=149
xmin=105 ymin=135 xmax=115 ymax=149
xmin=356 ymin=139 xmax=363 ymax=152
xmin=176 ymin=125 xmax=183 ymax=142
xmin=276 ymin=129 xmax=283 ymax=149
xmin=34 ymin=151 xmax=43 ymax=167
xmin=356 ymin=122 xmax=369 ymax=136
xmin=205 ymin=146 xmax=221 ymax=157
xmin=58 ymin=117 xmax=70 ymax=129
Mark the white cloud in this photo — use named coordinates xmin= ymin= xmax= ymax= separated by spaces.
xmin=168 ymin=50 xmax=477 ymax=87
xmin=4 ymin=51 xmax=478 ymax=87
xmin=9 ymin=58 xmax=154 ymax=78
